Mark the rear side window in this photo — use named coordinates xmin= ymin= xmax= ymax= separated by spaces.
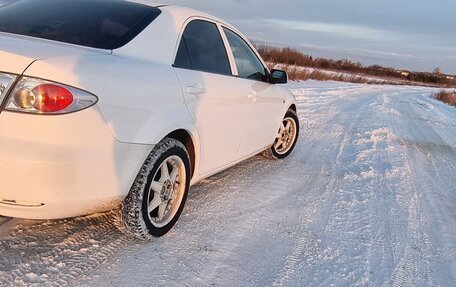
xmin=0 ymin=0 xmax=161 ymax=49
xmin=174 ymin=20 xmax=231 ymax=75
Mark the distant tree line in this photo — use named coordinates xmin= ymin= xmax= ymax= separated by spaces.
xmin=255 ymin=45 xmax=456 ymax=87
xmin=434 ymin=90 xmax=456 ymax=107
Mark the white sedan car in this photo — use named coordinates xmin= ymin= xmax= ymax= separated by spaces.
xmin=0 ymin=0 xmax=299 ymax=239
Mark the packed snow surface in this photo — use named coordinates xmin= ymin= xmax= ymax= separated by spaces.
xmin=1 ymin=81 xmax=456 ymax=286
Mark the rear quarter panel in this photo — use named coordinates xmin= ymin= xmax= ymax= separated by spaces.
xmin=23 ymin=52 xmax=196 ymax=147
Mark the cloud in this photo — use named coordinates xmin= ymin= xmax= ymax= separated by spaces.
xmin=243 ymin=19 xmax=397 ymax=42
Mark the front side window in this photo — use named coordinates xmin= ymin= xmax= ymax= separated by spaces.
xmin=0 ymin=0 xmax=161 ymax=50
xmin=174 ymin=20 xmax=231 ymax=75
xmin=223 ymin=28 xmax=266 ymax=82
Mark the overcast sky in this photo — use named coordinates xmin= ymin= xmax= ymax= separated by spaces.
xmin=159 ymin=0 xmax=456 ymax=74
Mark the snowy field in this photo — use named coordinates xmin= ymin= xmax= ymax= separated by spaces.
xmin=1 ymin=81 xmax=456 ymax=286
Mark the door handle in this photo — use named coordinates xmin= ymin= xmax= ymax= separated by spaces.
xmin=247 ymin=92 xmax=257 ymax=102
xmin=186 ymin=84 xmax=207 ymax=96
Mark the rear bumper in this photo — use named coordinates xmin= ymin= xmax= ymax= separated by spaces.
xmin=0 ymin=107 xmax=152 ymax=219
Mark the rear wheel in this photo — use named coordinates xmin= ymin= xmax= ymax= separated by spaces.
xmin=121 ymin=138 xmax=190 ymax=240
xmin=264 ymin=110 xmax=299 ymax=159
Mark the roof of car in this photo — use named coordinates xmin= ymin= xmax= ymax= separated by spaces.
xmin=125 ymin=0 xmax=162 ymax=7
xmin=127 ymin=0 xmax=231 ymax=28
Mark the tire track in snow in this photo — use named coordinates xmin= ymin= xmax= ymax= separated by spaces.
xmin=0 ymin=212 xmax=134 ymax=287
xmin=322 ymin=114 xmax=397 ymax=284
xmin=284 ymin=89 xmax=411 ymax=286
xmin=271 ymin=87 xmax=363 ymax=287
xmin=421 ymin=149 xmax=456 ymax=285
xmin=189 ymin=132 xmax=342 ymax=286
xmin=388 ymin=149 xmax=435 ymax=287
xmin=270 ymin=163 xmax=340 ymax=287
xmin=273 ymin=88 xmax=387 ymax=286
xmin=386 ymin=94 xmax=456 ymax=286
xmin=183 ymin=158 xmax=284 ymax=286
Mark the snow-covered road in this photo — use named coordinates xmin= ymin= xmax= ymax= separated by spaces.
xmin=1 ymin=81 xmax=455 ymax=287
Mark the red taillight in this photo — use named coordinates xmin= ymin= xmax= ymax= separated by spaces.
xmin=31 ymin=84 xmax=74 ymax=112
xmin=6 ymin=77 xmax=98 ymax=115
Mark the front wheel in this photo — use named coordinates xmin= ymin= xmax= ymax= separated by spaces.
xmin=264 ymin=110 xmax=299 ymax=159
xmin=121 ymin=138 xmax=191 ymax=240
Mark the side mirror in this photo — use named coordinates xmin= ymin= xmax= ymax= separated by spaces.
xmin=270 ymin=69 xmax=288 ymax=84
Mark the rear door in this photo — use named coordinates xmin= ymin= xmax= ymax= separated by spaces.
xmin=173 ymin=20 xmax=246 ymax=175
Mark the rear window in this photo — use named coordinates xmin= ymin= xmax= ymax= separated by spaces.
xmin=0 ymin=0 xmax=161 ymax=49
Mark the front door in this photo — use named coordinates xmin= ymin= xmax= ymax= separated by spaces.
xmin=221 ymin=27 xmax=284 ymax=159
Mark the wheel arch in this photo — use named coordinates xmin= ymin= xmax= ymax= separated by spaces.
xmin=165 ymin=129 xmax=197 ymax=179
xmin=288 ymin=104 xmax=297 ymax=113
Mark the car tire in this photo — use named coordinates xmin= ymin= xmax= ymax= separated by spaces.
xmin=264 ymin=110 xmax=299 ymax=160
xmin=121 ymin=138 xmax=191 ymax=240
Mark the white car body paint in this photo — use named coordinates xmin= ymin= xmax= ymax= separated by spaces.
xmin=175 ymin=68 xmax=247 ymax=175
xmin=0 ymin=1 xmax=296 ymax=219
xmin=0 ymin=106 xmax=151 ymax=219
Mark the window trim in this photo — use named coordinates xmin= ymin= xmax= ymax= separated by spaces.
xmin=217 ymin=23 xmax=238 ymax=77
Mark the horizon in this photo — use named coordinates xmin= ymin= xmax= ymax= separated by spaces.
xmin=158 ymin=0 xmax=456 ymax=75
